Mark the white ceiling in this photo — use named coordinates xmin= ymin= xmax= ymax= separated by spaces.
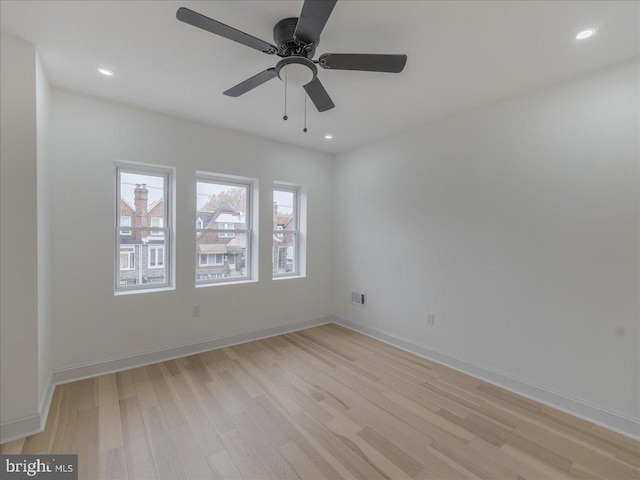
xmin=1 ymin=1 xmax=638 ymax=154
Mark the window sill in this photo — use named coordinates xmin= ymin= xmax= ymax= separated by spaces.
xmin=273 ymin=274 xmax=305 ymax=281
xmin=114 ymin=286 xmax=175 ymax=296
xmin=196 ymin=279 xmax=258 ymax=288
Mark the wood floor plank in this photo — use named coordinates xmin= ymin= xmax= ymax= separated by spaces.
xmin=101 ymin=445 xmax=130 ymax=480
xmin=169 ymin=423 xmax=214 ymax=479
xmin=49 ymin=382 xmax=81 ymax=454
xmin=166 ymin=371 xmax=224 ymax=456
xmin=220 ymin=370 xmax=291 ymax=448
xmin=279 ymin=440 xmax=331 ymax=480
xmin=231 ymin=411 xmax=300 ymax=479
xmin=131 ymin=366 xmax=159 ymax=410
xmin=116 ymin=370 xmax=137 ymax=401
xmin=0 ymin=437 xmax=25 ymax=454
xmin=141 ymin=406 xmax=187 ymax=480
xmin=146 ymin=364 xmax=186 ymax=428
xmin=4 ymin=325 xmax=638 ymax=480
xmin=357 ymin=426 xmax=424 ymax=477
xmin=119 ymin=396 xmax=157 ymax=480
xmin=73 ymin=407 xmax=100 ymax=480
xmin=255 ymin=394 xmax=348 ymax=480
xmin=123 ymin=427 xmax=158 ymax=480
xmin=219 ymin=428 xmax=275 ymax=479
xmin=293 ymin=412 xmax=389 ymax=480
xmin=207 ymin=448 xmax=245 ymax=480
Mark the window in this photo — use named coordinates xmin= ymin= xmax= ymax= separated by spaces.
xmin=196 ymin=174 xmax=254 ymax=285
xmin=120 ymin=246 xmax=135 ymax=270
xmin=148 ymin=245 xmax=164 ymax=269
xmin=273 ymin=185 xmax=300 ymax=277
xmin=199 ymin=253 xmax=224 ymax=266
xmin=116 ymin=163 xmax=173 ymax=292
xmin=217 ymin=222 xmax=235 ymax=238
xmin=121 ymin=216 xmax=132 ymax=235
xmin=151 ymin=217 xmax=163 ymax=235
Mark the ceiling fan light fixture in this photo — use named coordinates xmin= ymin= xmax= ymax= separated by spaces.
xmin=276 ymin=56 xmax=317 ymax=86
xmin=285 ymin=63 xmax=314 ymax=86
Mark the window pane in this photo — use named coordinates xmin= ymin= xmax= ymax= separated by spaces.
xmin=196 ymin=232 xmax=248 ymax=281
xmin=196 ymin=181 xmax=247 ymax=227
xmin=120 ymin=172 xmax=166 ymax=226
xmin=273 ymin=190 xmax=296 ymax=231
xmin=272 ymin=232 xmax=296 ymax=275
xmin=119 ymin=230 xmax=167 ymax=286
xmin=196 ymin=177 xmax=251 ymax=285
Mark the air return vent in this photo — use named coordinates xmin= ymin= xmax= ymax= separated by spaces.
xmin=351 ymin=291 xmax=366 ymax=307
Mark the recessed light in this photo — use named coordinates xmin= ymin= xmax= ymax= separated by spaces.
xmin=324 ymin=134 xmax=333 ymax=140
xmin=576 ymin=28 xmax=597 ymax=40
xmin=97 ymin=67 xmax=114 ymax=76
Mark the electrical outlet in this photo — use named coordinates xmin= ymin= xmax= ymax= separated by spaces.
xmin=192 ymin=305 xmax=201 ymax=317
xmin=427 ymin=312 xmax=435 ymax=326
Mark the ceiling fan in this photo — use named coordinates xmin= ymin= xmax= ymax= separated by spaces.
xmin=176 ymin=0 xmax=407 ymax=113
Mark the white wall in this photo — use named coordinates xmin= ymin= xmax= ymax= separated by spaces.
xmin=49 ymin=90 xmax=334 ymax=370
xmin=334 ymin=61 xmax=639 ymax=428
xmin=36 ymin=52 xmax=52 ymax=407
xmin=0 ymin=35 xmax=39 ymax=425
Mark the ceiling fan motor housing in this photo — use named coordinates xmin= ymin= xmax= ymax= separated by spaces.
xmin=274 ymin=18 xmax=316 ymax=58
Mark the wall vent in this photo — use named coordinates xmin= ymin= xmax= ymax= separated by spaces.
xmin=351 ymin=291 xmax=366 ymax=307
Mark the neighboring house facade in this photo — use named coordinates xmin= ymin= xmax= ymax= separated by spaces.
xmin=119 ymin=188 xmax=289 ymax=284
xmin=119 ymin=184 xmax=166 ymax=285
xmin=196 ymin=203 xmax=247 ymax=280
xmin=272 ymin=201 xmax=295 ymax=274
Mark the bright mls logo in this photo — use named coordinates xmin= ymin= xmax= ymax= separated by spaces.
xmin=1 ymin=455 xmax=77 ymax=479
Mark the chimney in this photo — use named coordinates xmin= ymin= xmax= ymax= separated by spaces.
xmin=133 ymin=184 xmax=149 ymax=238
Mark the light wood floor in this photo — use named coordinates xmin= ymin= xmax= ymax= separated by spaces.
xmin=2 ymin=324 xmax=638 ymax=479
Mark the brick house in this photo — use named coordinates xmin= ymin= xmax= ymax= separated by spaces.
xmin=272 ymin=201 xmax=295 ymax=274
xmin=119 ymin=184 xmax=166 ymax=285
xmin=196 ymin=203 xmax=247 ymax=280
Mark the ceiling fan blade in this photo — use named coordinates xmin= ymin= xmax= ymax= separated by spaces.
xmin=224 ymin=68 xmax=278 ymax=97
xmin=177 ymin=7 xmax=277 ymax=55
xmin=303 ymin=77 xmax=335 ymax=112
xmin=319 ymin=53 xmax=407 ymax=73
xmin=294 ymin=0 xmax=337 ymax=45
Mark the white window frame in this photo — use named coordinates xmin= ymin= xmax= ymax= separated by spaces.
xmin=196 ymin=217 xmax=204 ymax=229
xmin=151 ymin=217 xmax=163 ymax=235
xmin=272 ymin=184 xmax=301 ymax=278
xmin=115 ymin=162 xmax=174 ymax=294
xmin=196 ymin=173 xmax=256 ymax=286
xmin=148 ymin=245 xmax=165 ymax=269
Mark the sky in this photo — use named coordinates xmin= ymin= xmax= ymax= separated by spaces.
xmin=120 ymin=172 xmax=164 ymax=206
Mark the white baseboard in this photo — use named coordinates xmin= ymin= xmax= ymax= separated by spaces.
xmin=52 ymin=316 xmax=334 ymax=385
xmin=334 ymin=317 xmax=640 ymax=441
xmin=1 ymin=316 xmax=333 ymax=445
xmin=0 ymin=372 xmax=55 ymax=445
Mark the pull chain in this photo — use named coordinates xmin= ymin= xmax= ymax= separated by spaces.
xmin=282 ymin=66 xmax=288 ymax=121
xmin=303 ymin=91 xmax=308 ymax=133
